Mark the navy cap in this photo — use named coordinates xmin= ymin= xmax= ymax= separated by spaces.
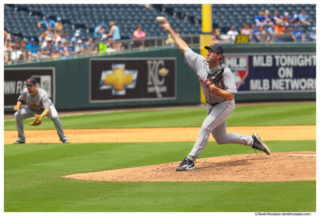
xmin=204 ymin=43 xmax=224 ymax=55
xmin=26 ymin=78 xmax=37 ymax=85
xmin=29 ymin=38 xmax=35 ymax=42
xmin=46 ymin=14 xmax=50 ymax=19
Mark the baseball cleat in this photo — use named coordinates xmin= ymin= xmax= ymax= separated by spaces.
xmin=176 ymin=158 xmax=195 ymax=171
xmin=252 ymin=133 xmax=271 ymax=155
xmin=62 ymin=140 xmax=70 ymax=144
xmin=13 ymin=140 xmax=25 ymax=144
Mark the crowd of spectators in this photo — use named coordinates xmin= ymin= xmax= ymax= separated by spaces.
xmin=4 ymin=8 xmax=316 ymax=64
xmin=212 ymin=9 xmax=315 ymax=44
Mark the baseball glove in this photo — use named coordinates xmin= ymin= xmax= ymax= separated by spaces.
xmin=29 ymin=114 xmax=42 ymax=126
xmin=205 ymin=65 xmax=224 ymax=87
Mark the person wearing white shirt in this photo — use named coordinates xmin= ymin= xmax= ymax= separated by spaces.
xmin=227 ymin=26 xmax=239 ymax=42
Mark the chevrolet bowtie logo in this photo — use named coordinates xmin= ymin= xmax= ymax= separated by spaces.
xmin=99 ymin=64 xmax=138 ymax=95
xmin=159 ymin=67 xmax=168 ymax=76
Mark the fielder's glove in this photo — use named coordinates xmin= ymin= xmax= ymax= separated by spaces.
xmin=29 ymin=114 xmax=42 ymax=126
xmin=205 ymin=65 xmax=224 ymax=87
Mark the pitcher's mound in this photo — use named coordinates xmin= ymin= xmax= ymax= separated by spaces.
xmin=63 ymin=151 xmax=316 ymax=182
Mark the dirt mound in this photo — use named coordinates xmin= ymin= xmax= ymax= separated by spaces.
xmin=63 ymin=151 xmax=316 ymax=182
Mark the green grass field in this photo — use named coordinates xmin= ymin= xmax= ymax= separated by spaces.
xmin=4 ymin=102 xmax=316 ymax=212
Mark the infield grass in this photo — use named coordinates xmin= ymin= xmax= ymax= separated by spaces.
xmin=4 ymin=102 xmax=316 ymax=130
xmin=4 ymin=140 xmax=316 ymax=212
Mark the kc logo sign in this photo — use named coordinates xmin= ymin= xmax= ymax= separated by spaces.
xmin=99 ymin=64 xmax=138 ymax=95
xmin=224 ymin=56 xmax=249 ymax=90
xmin=147 ymin=60 xmax=169 ymax=98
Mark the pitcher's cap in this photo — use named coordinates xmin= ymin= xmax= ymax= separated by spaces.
xmin=204 ymin=43 xmax=224 ymax=55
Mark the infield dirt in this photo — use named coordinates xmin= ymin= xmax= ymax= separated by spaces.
xmin=3 ymin=125 xmax=316 ymax=144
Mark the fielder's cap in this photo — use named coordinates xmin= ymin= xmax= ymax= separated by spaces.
xmin=100 ymin=22 xmax=105 ymax=27
xmin=29 ymin=38 xmax=35 ymax=42
xmin=312 ymin=26 xmax=316 ymax=31
xmin=204 ymin=43 xmax=224 ymax=55
xmin=46 ymin=14 xmax=50 ymax=18
xmin=57 ymin=17 xmax=61 ymax=21
xmin=26 ymin=78 xmax=37 ymax=85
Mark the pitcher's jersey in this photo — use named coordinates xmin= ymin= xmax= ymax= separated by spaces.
xmin=184 ymin=48 xmax=237 ymax=104
xmin=18 ymin=88 xmax=53 ymax=111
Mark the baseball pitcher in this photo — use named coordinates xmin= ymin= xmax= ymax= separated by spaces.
xmin=159 ymin=17 xmax=270 ymax=171
xmin=13 ymin=78 xmax=69 ymax=144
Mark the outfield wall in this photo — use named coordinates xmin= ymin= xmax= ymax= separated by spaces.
xmin=4 ymin=43 xmax=316 ymax=113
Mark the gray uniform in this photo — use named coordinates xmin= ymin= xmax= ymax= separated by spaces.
xmin=15 ymin=88 xmax=68 ymax=143
xmin=184 ymin=48 xmax=253 ymax=161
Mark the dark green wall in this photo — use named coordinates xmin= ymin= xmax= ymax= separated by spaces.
xmin=4 ymin=43 xmax=316 ymax=113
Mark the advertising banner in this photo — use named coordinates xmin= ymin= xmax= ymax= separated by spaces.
xmin=4 ymin=68 xmax=55 ymax=107
xmin=223 ymin=54 xmax=316 ymax=93
xmin=90 ymin=58 xmax=176 ymax=102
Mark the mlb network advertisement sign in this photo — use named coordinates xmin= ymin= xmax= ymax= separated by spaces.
xmin=223 ymin=54 xmax=316 ymax=93
xmin=90 ymin=58 xmax=176 ymax=102
xmin=4 ymin=68 xmax=55 ymax=107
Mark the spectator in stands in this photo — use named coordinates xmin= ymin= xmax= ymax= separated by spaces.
xmin=251 ymin=25 xmax=262 ymax=42
xmin=309 ymin=27 xmax=316 ymax=41
xmin=133 ymin=25 xmax=146 ymax=48
xmin=9 ymin=43 xmax=23 ymax=62
xmin=70 ymin=32 xmax=80 ymax=46
xmin=99 ymin=35 xmax=108 ymax=53
xmin=94 ymin=22 xmax=105 ymax=39
xmin=19 ymin=40 xmax=27 ymax=59
xmin=60 ymin=31 xmax=68 ymax=46
xmin=291 ymin=24 xmax=305 ymax=42
xmin=62 ymin=40 xmax=73 ymax=57
xmin=264 ymin=10 xmax=273 ymax=25
xmin=26 ymin=38 xmax=39 ymax=58
xmin=274 ymin=22 xmax=284 ymax=34
xmin=240 ymin=24 xmax=250 ymax=35
xmin=4 ymin=36 xmax=11 ymax=62
xmin=85 ymin=37 xmax=97 ymax=54
xmin=255 ymin=11 xmax=267 ymax=26
xmin=280 ymin=23 xmax=294 ymax=42
xmin=298 ymin=9 xmax=310 ymax=25
xmin=45 ymin=26 xmax=54 ymax=40
xmin=54 ymin=17 xmax=63 ymax=34
xmin=37 ymin=14 xmax=56 ymax=29
xmin=14 ymin=39 xmax=21 ymax=50
xmin=271 ymin=10 xmax=282 ymax=24
xmin=51 ymin=39 xmax=62 ymax=58
xmin=226 ymin=26 xmax=239 ymax=42
xmin=75 ymin=39 xmax=84 ymax=55
xmin=166 ymin=28 xmax=180 ymax=45
xmin=281 ymin=12 xmax=290 ymax=26
xmin=116 ymin=41 xmax=125 ymax=51
xmin=289 ymin=11 xmax=301 ymax=25
xmin=41 ymin=37 xmax=54 ymax=57
xmin=106 ymin=21 xmax=121 ymax=48
xmin=39 ymin=31 xmax=47 ymax=47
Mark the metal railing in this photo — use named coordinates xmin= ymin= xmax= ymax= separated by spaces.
xmin=4 ymin=34 xmax=315 ymax=65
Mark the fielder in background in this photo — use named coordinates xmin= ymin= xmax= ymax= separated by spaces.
xmin=159 ymin=17 xmax=271 ymax=171
xmin=13 ymin=78 xmax=69 ymax=144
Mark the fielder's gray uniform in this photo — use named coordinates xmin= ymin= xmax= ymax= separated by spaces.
xmin=184 ymin=48 xmax=254 ymax=161
xmin=15 ymin=88 xmax=68 ymax=143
